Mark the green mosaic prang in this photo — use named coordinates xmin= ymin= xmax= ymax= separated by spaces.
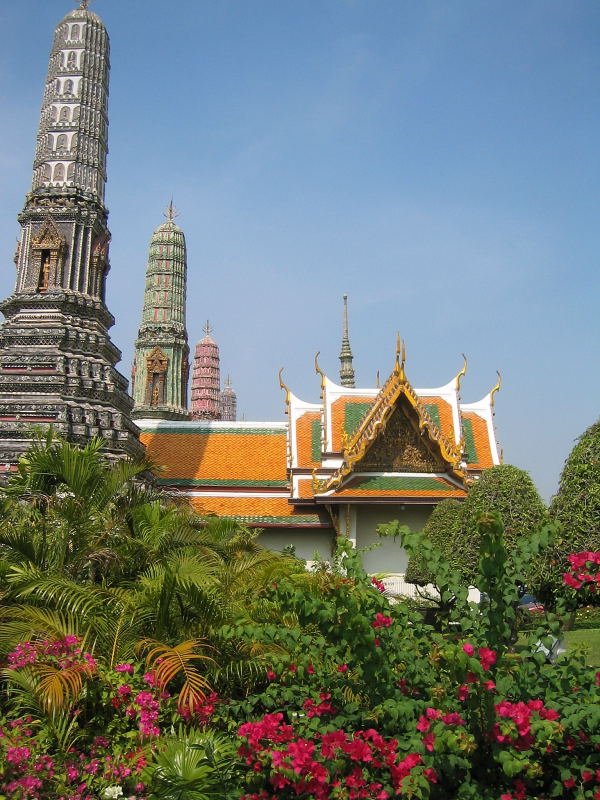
xmin=157 ymin=478 xmax=288 ymax=488
xmin=344 ymin=403 xmax=372 ymax=436
xmin=311 ymin=418 xmax=322 ymax=462
xmin=462 ymin=418 xmax=477 ymax=464
xmin=140 ymin=427 xmax=285 ymax=436
xmin=351 ymin=476 xmax=455 ymax=491
xmin=424 ymin=404 xmax=441 ymax=428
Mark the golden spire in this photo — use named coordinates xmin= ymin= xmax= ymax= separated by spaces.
xmin=79 ymin=0 xmax=91 ymax=8
xmin=278 ymin=368 xmax=291 ymax=408
xmin=490 ymin=371 xmax=502 ymax=407
xmin=203 ymin=320 xmax=212 ymax=336
xmin=455 ymin=353 xmax=468 ymax=392
xmin=376 ymin=370 xmax=380 ymax=388
xmin=394 ymin=334 xmax=406 ymax=382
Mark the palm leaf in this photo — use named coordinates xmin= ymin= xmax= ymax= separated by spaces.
xmin=35 ymin=663 xmax=86 ymax=710
xmin=138 ymin=638 xmax=214 ymax=712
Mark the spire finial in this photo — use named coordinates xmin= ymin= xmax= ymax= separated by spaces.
xmin=79 ymin=0 xmax=90 ymax=8
xmin=339 ymin=294 xmax=355 ymax=387
xmin=203 ymin=320 xmax=212 ymax=337
xmin=164 ymin=199 xmax=179 ymax=222
xmin=376 ymin=370 xmax=380 ymax=389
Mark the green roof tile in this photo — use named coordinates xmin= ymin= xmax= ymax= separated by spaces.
xmin=158 ymin=478 xmax=288 ymax=488
xmin=344 ymin=402 xmax=372 ymax=436
xmin=462 ymin=418 xmax=477 ymax=464
xmin=351 ymin=476 xmax=455 ymax=491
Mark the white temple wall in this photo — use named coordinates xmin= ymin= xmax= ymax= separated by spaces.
xmin=355 ymin=504 xmax=431 ymax=575
xmin=257 ymin=528 xmax=334 ymax=563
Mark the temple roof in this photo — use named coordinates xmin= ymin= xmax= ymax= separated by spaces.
xmin=283 ymin=340 xmax=501 ymax=505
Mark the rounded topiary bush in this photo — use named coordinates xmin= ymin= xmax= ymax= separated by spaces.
xmin=534 ymin=418 xmax=600 ymax=606
xmin=453 ymin=465 xmax=547 ymax=584
xmin=405 ymin=499 xmax=462 ymax=585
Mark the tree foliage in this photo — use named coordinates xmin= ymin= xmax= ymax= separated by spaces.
xmin=404 ymin=499 xmax=462 ymax=585
xmin=533 ymin=418 xmax=600 ymax=605
xmin=406 ymin=466 xmax=547 ymax=587
xmin=457 ymin=465 xmax=548 ymax=582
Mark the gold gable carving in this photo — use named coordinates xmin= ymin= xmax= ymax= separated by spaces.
xmin=32 ymin=218 xmax=65 ymax=252
xmin=360 ymin=400 xmax=444 ymax=473
xmin=146 ymin=346 xmax=168 ymax=373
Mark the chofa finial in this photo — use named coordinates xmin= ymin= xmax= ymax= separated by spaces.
xmin=278 ymin=368 xmax=290 ymax=407
xmin=490 ymin=370 xmax=501 ymax=407
xmin=455 ymin=353 xmax=468 ymax=392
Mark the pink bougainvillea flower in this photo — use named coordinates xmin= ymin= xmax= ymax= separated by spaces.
xmin=338 ymin=664 xmax=349 ymax=674
xmin=457 ymin=685 xmax=469 ymax=701
xmin=115 ymin=663 xmax=134 ymax=673
xmin=441 ymin=712 xmax=465 ymax=726
xmin=484 ymin=680 xmax=496 ymax=691
xmin=424 ymin=767 xmax=437 ymax=783
xmin=267 ymin=670 xmax=276 ymax=681
xmin=479 ymin=647 xmax=497 ymax=670
xmin=307 ymin=664 xmax=314 ymax=674
xmin=462 ymin=643 xmax=475 ymax=656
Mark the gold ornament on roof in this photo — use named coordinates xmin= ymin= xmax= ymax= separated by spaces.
xmin=314 ymin=351 xmax=326 ymax=394
xmin=455 ymin=353 xmax=468 ymax=392
xmin=203 ymin=320 xmax=213 ymax=336
xmin=394 ymin=334 xmax=407 ymax=382
xmin=278 ymin=367 xmax=291 ymax=408
xmin=490 ymin=371 xmax=502 ymax=407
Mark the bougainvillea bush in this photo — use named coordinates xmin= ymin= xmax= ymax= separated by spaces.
xmin=212 ymin=516 xmax=600 ymax=800
xmin=1 ymin=514 xmax=600 ymax=800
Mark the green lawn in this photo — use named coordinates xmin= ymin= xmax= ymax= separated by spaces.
xmin=563 ymin=628 xmax=600 ymax=667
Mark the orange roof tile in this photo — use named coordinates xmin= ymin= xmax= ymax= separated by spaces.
xmin=296 ymin=411 xmax=321 ymax=468
xmin=461 ymin=412 xmax=494 ymax=470
xmin=331 ymin=396 xmax=375 ymax=452
xmin=141 ymin=429 xmax=287 ymax=484
xmin=420 ymin=396 xmax=456 ymax=443
xmin=297 ymin=478 xmax=315 ymax=499
xmin=186 ymin=495 xmax=331 ymax=527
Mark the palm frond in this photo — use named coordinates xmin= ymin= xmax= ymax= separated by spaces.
xmin=0 ymin=606 xmax=80 ymax=654
xmin=138 ymin=638 xmax=215 ymax=712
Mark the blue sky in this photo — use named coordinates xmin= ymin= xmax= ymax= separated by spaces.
xmin=1 ymin=1 xmax=599 ymax=501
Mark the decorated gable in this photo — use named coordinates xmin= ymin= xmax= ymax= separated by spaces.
xmin=359 ymin=397 xmax=447 ymax=473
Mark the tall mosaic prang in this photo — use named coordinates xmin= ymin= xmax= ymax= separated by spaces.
xmin=0 ymin=3 xmax=143 ymax=464
xmin=131 ymin=204 xmax=190 ymax=420
xmin=190 ymin=323 xmax=222 ymax=420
